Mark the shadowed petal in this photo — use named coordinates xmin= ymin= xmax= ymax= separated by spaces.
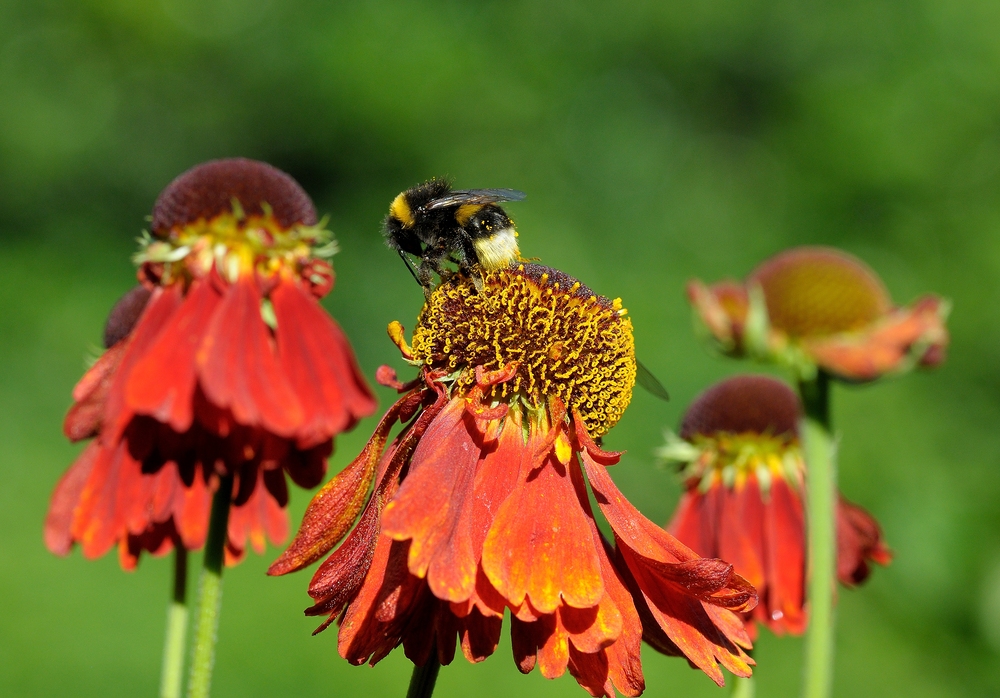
xmin=126 ymin=280 xmax=219 ymax=433
xmin=44 ymin=442 xmax=100 ymax=555
xmin=836 ymin=495 xmax=892 ymax=586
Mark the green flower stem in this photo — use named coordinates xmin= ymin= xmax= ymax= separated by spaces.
xmin=406 ymin=658 xmax=441 ymax=698
xmin=187 ymin=474 xmax=233 ymax=698
xmin=800 ymin=372 xmax=836 ymax=698
xmin=159 ymin=547 xmax=189 ymax=698
xmin=732 ymin=675 xmax=755 ymax=698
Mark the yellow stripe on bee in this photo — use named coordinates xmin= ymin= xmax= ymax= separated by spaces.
xmin=389 ymin=192 xmax=415 ymax=227
xmin=473 ymin=228 xmax=520 ymax=271
xmin=455 ymin=203 xmax=484 ymax=226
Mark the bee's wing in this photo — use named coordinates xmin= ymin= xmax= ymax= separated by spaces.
xmin=636 ymin=360 xmax=670 ymax=401
xmin=425 ymin=188 xmax=527 ymax=209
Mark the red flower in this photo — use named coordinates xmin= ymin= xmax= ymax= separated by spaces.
xmin=44 ymin=158 xmax=376 ymax=570
xmin=687 ymin=246 xmax=949 ymax=381
xmin=660 ymin=375 xmax=892 ymax=637
xmin=271 ymin=264 xmax=757 ymax=696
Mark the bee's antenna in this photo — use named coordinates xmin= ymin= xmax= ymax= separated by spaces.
xmin=397 ymin=249 xmax=422 ymax=286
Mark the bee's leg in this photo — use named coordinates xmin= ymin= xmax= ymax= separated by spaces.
xmin=471 ymin=273 xmax=484 ymax=293
xmin=456 ymin=232 xmax=485 ymax=293
xmin=417 ymin=261 xmax=435 ymax=299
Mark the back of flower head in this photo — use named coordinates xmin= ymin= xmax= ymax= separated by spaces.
xmin=44 ymin=158 xmax=376 ymax=698
xmin=270 ymin=183 xmax=762 ymax=698
xmin=686 ymin=247 xmax=946 ymax=698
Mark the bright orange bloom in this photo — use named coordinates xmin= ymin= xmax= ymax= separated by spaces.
xmin=44 ymin=158 xmax=376 ymax=569
xmin=687 ymin=246 xmax=949 ymax=381
xmin=271 ymin=264 xmax=758 ymax=696
xmin=661 ymin=375 xmax=892 ymax=637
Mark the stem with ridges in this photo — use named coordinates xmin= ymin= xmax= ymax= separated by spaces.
xmin=160 ymin=547 xmax=189 ymax=698
xmin=186 ymin=474 xmax=233 ymax=698
xmin=406 ymin=658 xmax=440 ymax=698
xmin=800 ymin=371 xmax=836 ymax=698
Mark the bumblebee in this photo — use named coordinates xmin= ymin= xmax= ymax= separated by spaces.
xmin=383 ymin=179 xmax=526 ymax=293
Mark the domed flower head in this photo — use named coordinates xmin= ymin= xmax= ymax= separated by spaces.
xmin=687 ymin=246 xmax=949 ymax=381
xmin=659 ymin=375 xmax=892 ymax=637
xmin=270 ymin=263 xmax=758 ymax=696
xmin=45 ymin=158 xmax=376 ymax=569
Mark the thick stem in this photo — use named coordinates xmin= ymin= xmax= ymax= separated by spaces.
xmin=159 ymin=547 xmax=189 ymax=698
xmin=186 ymin=474 xmax=233 ymax=698
xmin=406 ymin=658 xmax=441 ymax=698
xmin=731 ymin=675 xmax=755 ymax=698
xmin=800 ymin=372 xmax=837 ymax=698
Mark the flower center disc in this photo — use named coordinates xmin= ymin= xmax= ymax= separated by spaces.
xmin=749 ymin=247 xmax=891 ymax=338
xmin=410 ymin=263 xmax=636 ymax=437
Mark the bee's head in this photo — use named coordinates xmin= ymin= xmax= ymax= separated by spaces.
xmin=468 ymin=205 xmax=520 ymax=271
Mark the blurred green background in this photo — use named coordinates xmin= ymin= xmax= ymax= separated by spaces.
xmin=1 ymin=1 xmax=998 ymax=696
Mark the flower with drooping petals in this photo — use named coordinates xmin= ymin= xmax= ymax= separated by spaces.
xmin=44 ymin=158 xmax=376 ymax=569
xmin=270 ymin=263 xmax=758 ymax=697
xmin=659 ymin=375 xmax=892 ymax=637
xmin=687 ymin=246 xmax=949 ymax=381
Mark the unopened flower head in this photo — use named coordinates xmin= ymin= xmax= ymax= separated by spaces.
xmin=687 ymin=246 xmax=949 ymax=381
xmin=45 ymin=158 xmax=376 ymax=569
xmin=660 ymin=375 xmax=892 ymax=637
xmin=272 ymin=264 xmax=758 ymax=697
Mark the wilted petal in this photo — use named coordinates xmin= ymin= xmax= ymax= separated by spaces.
xmin=836 ymin=495 xmax=892 ymax=586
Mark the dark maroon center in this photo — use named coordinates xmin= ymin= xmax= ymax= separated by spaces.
xmin=680 ymin=375 xmax=801 ymax=439
xmin=151 ymin=158 xmax=317 ymax=235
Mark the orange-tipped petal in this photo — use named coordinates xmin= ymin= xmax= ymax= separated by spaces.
xmin=483 ymin=448 xmax=604 ymax=614
xmin=197 ymin=276 xmax=304 ymax=437
xmin=125 ymin=280 xmax=219 ymax=433
xmin=381 ymin=399 xmax=480 ymax=602
xmin=271 ymin=277 xmax=376 ymax=448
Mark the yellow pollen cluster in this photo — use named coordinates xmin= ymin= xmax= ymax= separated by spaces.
xmin=409 ymin=264 xmax=636 ymax=437
xmin=684 ymin=432 xmax=803 ymax=494
xmin=134 ymin=211 xmax=337 ymax=285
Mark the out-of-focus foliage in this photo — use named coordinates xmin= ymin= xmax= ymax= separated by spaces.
xmin=1 ymin=1 xmax=998 ymax=696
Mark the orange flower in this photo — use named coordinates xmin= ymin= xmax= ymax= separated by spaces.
xmin=687 ymin=246 xmax=949 ymax=381
xmin=660 ymin=375 xmax=892 ymax=638
xmin=271 ymin=264 xmax=758 ymax=697
xmin=44 ymin=158 xmax=376 ymax=570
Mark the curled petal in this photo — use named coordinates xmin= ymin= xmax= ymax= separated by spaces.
xmin=268 ymin=391 xmax=417 ymax=576
xmin=805 ymin=295 xmax=950 ymax=381
xmin=836 ymin=495 xmax=892 ymax=586
xmin=687 ymin=279 xmax=747 ymax=351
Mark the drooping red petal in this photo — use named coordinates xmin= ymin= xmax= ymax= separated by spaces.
xmin=228 ymin=468 xmax=290 ymax=556
xmin=763 ymin=476 xmax=807 ymax=634
xmin=64 ymin=342 xmax=129 ymax=442
xmin=196 ymin=275 xmax=303 ymax=437
xmin=103 ymin=284 xmax=184 ymax=442
xmin=581 ymin=447 xmax=755 ymax=685
xmin=381 ymin=399 xmax=481 ymax=603
xmin=71 ymin=440 xmax=139 ymax=560
xmin=483 ymin=434 xmax=604 ymax=614
xmin=125 ymin=280 xmax=219 ymax=433
xmin=836 ymin=495 xmax=892 ymax=586
xmin=268 ymin=391 xmax=418 ymax=576
xmin=271 ymin=277 xmax=375 ymax=449
xmin=44 ymin=442 xmax=101 ymax=555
